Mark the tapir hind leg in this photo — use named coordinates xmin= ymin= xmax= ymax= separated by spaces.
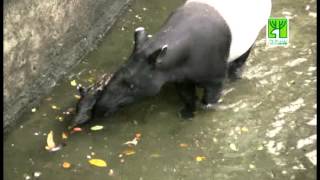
xmin=175 ymin=82 xmax=197 ymax=119
xmin=228 ymin=47 xmax=252 ymax=81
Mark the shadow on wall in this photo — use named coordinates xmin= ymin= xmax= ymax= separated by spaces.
xmin=3 ymin=0 xmax=133 ymax=132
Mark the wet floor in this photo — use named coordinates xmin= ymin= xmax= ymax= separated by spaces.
xmin=4 ymin=0 xmax=317 ymax=179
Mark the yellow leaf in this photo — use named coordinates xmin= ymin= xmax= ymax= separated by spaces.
xmin=123 ymin=149 xmax=136 ymax=156
xmin=196 ymin=156 xmax=206 ymax=162
xmin=46 ymin=131 xmax=56 ymax=149
xmin=241 ymin=127 xmax=249 ymax=132
xmin=74 ymin=95 xmax=81 ymax=99
xmin=88 ymin=159 xmax=107 ymax=167
xmin=70 ymin=80 xmax=77 ymax=86
xmin=90 ymin=125 xmax=104 ymax=131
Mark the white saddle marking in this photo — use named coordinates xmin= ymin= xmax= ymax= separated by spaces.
xmin=186 ymin=0 xmax=272 ymax=62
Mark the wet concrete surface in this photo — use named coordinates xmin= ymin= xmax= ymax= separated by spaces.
xmin=4 ymin=0 xmax=317 ymax=179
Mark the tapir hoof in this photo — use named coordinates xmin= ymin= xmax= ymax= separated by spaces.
xmin=178 ymin=108 xmax=194 ymax=120
xmin=201 ymin=103 xmax=218 ymax=110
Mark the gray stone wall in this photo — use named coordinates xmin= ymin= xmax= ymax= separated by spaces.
xmin=4 ymin=0 xmax=132 ymax=132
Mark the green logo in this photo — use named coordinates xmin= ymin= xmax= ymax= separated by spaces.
xmin=267 ymin=18 xmax=289 ymax=46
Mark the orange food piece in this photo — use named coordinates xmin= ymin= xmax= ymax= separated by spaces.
xmin=62 ymin=162 xmax=71 ymax=169
xmin=179 ymin=143 xmax=188 ymax=148
xmin=135 ymin=133 xmax=142 ymax=139
xmin=73 ymin=127 xmax=82 ymax=132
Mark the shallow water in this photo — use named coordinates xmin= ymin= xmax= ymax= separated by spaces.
xmin=4 ymin=0 xmax=317 ymax=179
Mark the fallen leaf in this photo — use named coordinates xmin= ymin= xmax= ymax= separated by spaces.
xmin=241 ymin=127 xmax=249 ymax=132
xmin=45 ymin=131 xmax=56 ymax=150
xmin=123 ymin=149 xmax=136 ymax=156
xmin=31 ymin=108 xmax=36 ymax=112
xmin=51 ymin=105 xmax=58 ymax=110
xmin=88 ymin=159 xmax=107 ymax=167
xmin=62 ymin=132 xmax=68 ymax=139
xmin=62 ymin=162 xmax=71 ymax=169
xmin=90 ymin=125 xmax=104 ymax=131
xmin=123 ymin=138 xmax=138 ymax=146
xmin=70 ymin=80 xmax=77 ymax=87
xmin=195 ymin=156 xmax=206 ymax=162
xmin=74 ymin=95 xmax=81 ymax=99
xmin=179 ymin=143 xmax=188 ymax=148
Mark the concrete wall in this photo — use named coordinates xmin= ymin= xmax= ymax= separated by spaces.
xmin=4 ymin=0 xmax=132 ymax=132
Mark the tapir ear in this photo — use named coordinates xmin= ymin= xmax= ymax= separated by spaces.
xmin=148 ymin=44 xmax=168 ymax=65
xmin=77 ymin=84 xmax=86 ymax=97
xmin=134 ymin=27 xmax=148 ymax=51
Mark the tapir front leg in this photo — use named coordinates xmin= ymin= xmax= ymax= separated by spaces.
xmin=175 ymin=82 xmax=197 ymax=119
xmin=201 ymin=80 xmax=224 ymax=109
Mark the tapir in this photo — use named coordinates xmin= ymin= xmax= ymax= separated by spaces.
xmin=70 ymin=0 xmax=272 ymax=127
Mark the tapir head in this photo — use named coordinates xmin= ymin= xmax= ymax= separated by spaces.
xmin=98 ymin=27 xmax=169 ymax=117
xmin=70 ymin=27 xmax=168 ymax=127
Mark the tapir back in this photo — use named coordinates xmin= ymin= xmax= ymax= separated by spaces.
xmin=186 ymin=0 xmax=272 ymax=62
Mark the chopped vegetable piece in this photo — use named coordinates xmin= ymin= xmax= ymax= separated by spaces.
xmin=135 ymin=133 xmax=142 ymax=139
xmin=179 ymin=143 xmax=188 ymax=148
xmin=73 ymin=127 xmax=82 ymax=132
xmin=62 ymin=162 xmax=71 ymax=169
xmin=62 ymin=132 xmax=68 ymax=139
xmin=88 ymin=159 xmax=107 ymax=167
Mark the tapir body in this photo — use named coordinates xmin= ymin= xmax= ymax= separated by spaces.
xmin=71 ymin=0 xmax=272 ymax=127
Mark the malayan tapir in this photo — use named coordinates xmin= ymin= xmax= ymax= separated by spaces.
xmin=70 ymin=0 xmax=272 ymax=127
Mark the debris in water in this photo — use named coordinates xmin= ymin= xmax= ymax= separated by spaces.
xmin=33 ymin=171 xmax=41 ymax=177
xmin=51 ymin=105 xmax=59 ymax=110
xmin=108 ymin=169 xmax=114 ymax=176
xmin=62 ymin=162 xmax=71 ymax=169
xmin=195 ymin=156 xmax=206 ymax=162
xmin=70 ymin=80 xmax=77 ymax=87
xmin=45 ymin=131 xmax=56 ymax=150
xmin=229 ymin=143 xmax=238 ymax=151
xmin=124 ymin=138 xmax=138 ymax=146
xmin=90 ymin=125 xmax=104 ymax=131
xmin=62 ymin=132 xmax=68 ymax=139
xmin=249 ymin=164 xmax=256 ymax=169
xmin=72 ymin=127 xmax=83 ymax=132
xmin=241 ymin=127 xmax=249 ymax=132
xmin=89 ymin=159 xmax=107 ymax=167
xmin=179 ymin=143 xmax=188 ymax=148
xmin=122 ymin=149 xmax=136 ymax=156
